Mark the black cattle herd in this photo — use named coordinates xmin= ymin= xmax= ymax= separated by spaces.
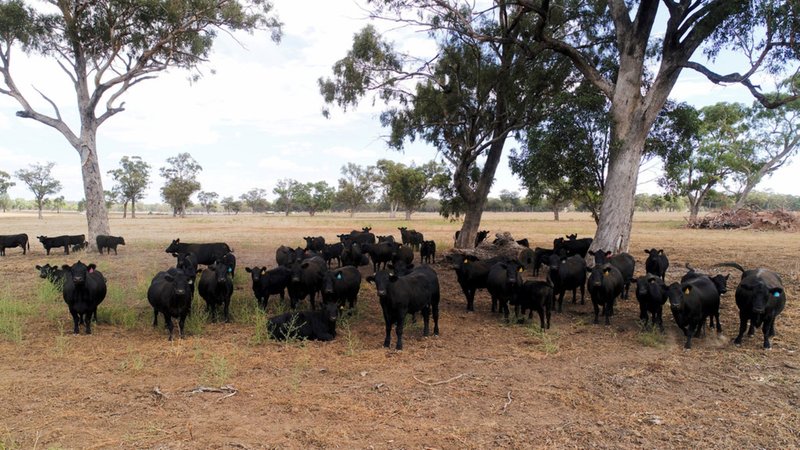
xmin=0 ymin=227 xmax=788 ymax=350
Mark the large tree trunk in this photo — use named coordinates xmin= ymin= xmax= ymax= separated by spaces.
xmin=733 ymin=181 xmax=756 ymax=210
xmin=122 ymin=200 xmax=128 ymax=219
xmin=404 ymin=209 xmax=412 ymax=220
xmin=131 ymin=199 xmax=136 ymax=218
xmin=552 ymin=205 xmax=559 ymax=221
xmin=688 ymin=198 xmax=701 ymax=221
xmin=37 ymin=200 xmax=43 ymax=219
xmin=79 ymin=139 xmax=110 ymax=250
xmin=456 ymin=201 xmax=486 ymax=249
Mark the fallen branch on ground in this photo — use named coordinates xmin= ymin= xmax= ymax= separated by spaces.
xmin=413 ymin=373 xmax=465 ymax=386
xmin=187 ymin=385 xmax=238 ymax=402
xmin=499 ymin=391 xmax=513 ymax=415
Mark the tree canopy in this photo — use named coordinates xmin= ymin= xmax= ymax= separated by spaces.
xmin=108 ymin=156 xmax=150 ymax=219
xmin=14 ymin=161 xmax=61 ymax=219
xmin=160 ymin=152 xmax=202 ymax=217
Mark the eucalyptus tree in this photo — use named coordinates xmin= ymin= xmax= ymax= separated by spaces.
xmin=197 ymin=191 xmax=219 ymax=214
xmin=160 ymin=152 xmax=201 ymax=218
xmin=0 ymin=0 xmax=281 ymax=247
xmin=336 ymin=163 xmax=378 ymax=217
xmin=320 ymin=5 xmax=570 ymax=247
xmin=108 ymin=156 xmax=150 ymax=218
xmin=273 ymin=180 xmax=300 ymax=216
xmin=359 ymin=1 xmax=800 ymax=251
xmin=295 ymin=181 xmax=335 ymax=217
xmin=377 ymin=159 xmax=447 ymax=220
xmin=14 ymin=161 xmax=61 ymax=219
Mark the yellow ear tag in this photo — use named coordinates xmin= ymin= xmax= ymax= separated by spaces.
xmin=261 ymin=269 xmax=266 ymax=275
xmin=463 ymin=259 xmax=469 ymax=264
xmin=603 ymin=268 xmax=610 ymax=276
xmin=684 ymin=287 xmax=690 ymax=294
xmin=517 ymin=267 xmax=524 ymax=273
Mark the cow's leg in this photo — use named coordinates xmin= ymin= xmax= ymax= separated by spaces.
xmin=421 ymin=305 xmax=430 ymax=336
xmin=84 ymin=312 xmax=92 ymax=334
xmin=70 ymin=309 xmax=80 ymax=334
xmin=557 ymin=291 xmax=565 ymax=313
xmin=715 ymin=313 xmax=722 ymax=333
xmin=490 ymin=295 xmax=497 ymax=313
xmin=734 ymin=311 xmax=749 ymax=345
xmin=592 ymin=301 xmax=600 ymax=324
xmin=166 ymin=316 xmax=174 ymax=341
xmin=763 ymin=317 xmax=775 ymax=349
xmin=383 ymin=311 xmax=392 ymax=348
xmin=466 ymin=288 xmax=475 ymax=312
xmin=605 ymin=302 xmax=611 ymax=325
xmin=579 ymin=284 xmax=585 ymax=304
xmin=395 ymin=313 xmax=405 ymax=351
xmin=224 ymin=296 xmax=231 ymax=323
xmin=432 ymin=301 xmax=439 ymax=336
xmin=684 ymin=323 xmax=696 ymax=349
xmin=179 ymin=314 xmax=187 ymax=339
xmin=152 ymin=308 xmax=158 ymax=327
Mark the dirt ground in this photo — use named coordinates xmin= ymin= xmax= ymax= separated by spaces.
xmin=0 ymin=211 xmax=798 ymax=449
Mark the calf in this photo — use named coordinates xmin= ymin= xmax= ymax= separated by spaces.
xmin=62 ymin=261 xmax=107 ymax=334
xmin=322 ymin=266 xmax=362 ymax=310
xmin=667 ymin=276 xmax=721 ymax=349
xmin=96 ymin=235 xmax=125 ymax=255
xmin=164 ymin=239 xmax=232 ymax=265
xmin=198 ymin=262 xmax=234 ymax=322
xmin=515 ymin=238 xmax=530 ymax=248
xmin=719 ymin=262 xmax=787 ymax=349
xmin=322 ymin=242 xmax=344 ymax=267
xmin=303 ymin=236 xmax=326 ymax=252
xmin=512 ymin=280 xmax=554 ymax=329
xmin=586 ymin=263 xmax=624 ymax=325
xmin=245 ymin=265 xmax=292 ymax=309
xmin=147 ymin=268 xmax=194 ymax=340
xmin=634 ymin=274 xmax=669 ymax=331
xmin=38 ymin=234 xmax=84 ymax=255
xmin=340 ymin=241 xmax=365 ymax=267
xmin=219 ymin=251 xmax=236 ymax=277
xmin=288 ymin=256 xmax=327 ymax=310
xmin=36 ymin=263 xmax=65 ymax=288
xmin=377 ymin=235 xmax=395 ymax=243
xmin=487 ymin=260 xmax=524 ymax=320
xmin=71 ymin=241 xmax=88 ymax=253
xmin=589 ymin=250 xmax=635 ymax=299
xmin=644 ymin=249 xmax=669 ymax=281
xmin=547 ymin=254 xmax=587 ymax=312
xmin=268 ymin=303 xmax=339 ymax=341
xmin=366 ymin=265 xmax=440 ymax=350
xmin=0 ymin=233 xmax=29 ymax=255
xmin=397 ymin=227 xmax=424 ymax=251
xmin=420 ymin=240 xmax=436 ymax=264
xmin=450 ymin=255 xmax=506 ymax=311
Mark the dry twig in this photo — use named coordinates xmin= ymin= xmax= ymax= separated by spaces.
xmin=187 ymin=385 xmax=238 ymax=402
xmin=413 ymin=373 xmax=465 ymax=386
xmin=499 ymin=391 xmax=513 ymax=415
xmin=152 ymin=386 xmax=168 ymax=400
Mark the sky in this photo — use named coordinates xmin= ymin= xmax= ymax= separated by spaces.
xmin=0 ymin=1 xmax=797 ymax=204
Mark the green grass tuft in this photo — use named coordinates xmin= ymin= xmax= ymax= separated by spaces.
xmin=524 ymin=324 xmax=560 ymax=354
xmin=201 ymin=355 xmax=232 ymax=386
xmin=0 ymin=289 xmax=35 ymax=343
xmin=637 ymin=327 xmax=667 ymax=348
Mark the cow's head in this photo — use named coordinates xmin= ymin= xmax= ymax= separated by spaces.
xmin=366 ymin=269 xmax=397 ymax=298
xmin=209 ymin=263 xmax=229 ymax=284
xmin=636 ymin=274 xmax=667 ymax=302
xmin=165 ymin=238 xmax=180 ymax=253
xmin=667 ymin=283 xmax=689 ymax=309
xmin=35 ymin=264 xmax=52 ymax=279
xmin=165 ymin=270 xmax=192 ymax=297
xmin=65 ymin=261 xmax=92 ymax=286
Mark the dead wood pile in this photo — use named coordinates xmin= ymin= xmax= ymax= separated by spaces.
xmin=447 ymin=231 xmax=535 ymax=267
xmin=686 ymin=208 xmax=798 ymax=232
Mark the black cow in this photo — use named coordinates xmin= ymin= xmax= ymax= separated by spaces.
xmin=682 ymin=263 xmax=730 ymax=295
xmin=547 ymin=254 xmax=587 ymax=313
xmin=531 ymin=247 xmax=554 ymax=277
xmin=457 ymin=229 xmax=490 ymax=247
xmin=553 ymin=237 xmax=592 ymax=258
xmin=644 ymin=249 xmax=669 ymax=281
xmin=96 ymin=235 xmax=125 ymax=255
xmin=487 ymin=260 xmax=524 ymax=320
xmin=276 ymin=245 xmax=297 ymax=267
xmin=364 ymin=241 xmax=397 ymax=272
xmin=450 ymin=255 xmax=506 ymax=311
xmin=219 ymin=251 xmax=236 ymax=277
xmin=322 ymin=243 xmax=344 ymax=267
xmin=303 ymin=236 xmax=326 ymax=252
xmin=0 ymin=233 xmax=29 ymax=255
xmin=719 ymin=262 xmax=787 ymax=349
xmin=288 ymin=256 xmax=327 ymax=310
xmin=667 ymin=276 xmax=721 ymax=349
xmin=397 ymin=227 xmax=424 ymax=251
xmin=38 ymin=234 xmax=85 ymax=255
xmin=391 ymin=245 xmax=414 ymax=267
xmin=634 ymin=274 xmax=669 ymax=331
xmin=71 ymin=241 xmax=88 ymax=253
xmin=586 ymin=263 xmax=624 ymax=325
xmin=198 ymin=263 xmax=233 ymax=322
xmin=340 ymin=241 xmax=365 ymax=267
xmin=420 ymin=240 xmax=436 ymax=264
xmin=245 ymin=265 xmax=291 ymax=309
xmin=515 ymin=238 xmax=530 ymax=248
xmin=338 ymin=230 xmax=375 ymax=247
xmin=147 ymin=268 xmax=194 ymax=340
xmin=377 ymin=235 xmax=395 ymax=243
xmin=164 ymin=239 xmax=232 ymax=265
xmin=62 ymin=261 xmax=107 ymax=334
xmin=512 ymin=280 xmax=554 ymax=329
xmin=322 ymin=266 xmax=362 ymax=310
xmin=366 ymin=264 xmax=440 ymax=350
xmin=175 ymin=252 xmax=199 ymax=276
xmin=268 ymin=304 xmax=339 ymax=341
xmin=589 ymin=250 xmax=635 ymax=299
xmin=35 ymin=263 xmax=66 ymax=288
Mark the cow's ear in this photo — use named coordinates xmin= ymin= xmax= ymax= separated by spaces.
xmin=261 ymin=267 xmax=267 ymax=274
xmin=88 ymin=264 xmax=96 ymax=272
xmin=165 ymin=274 xmax=174 ymax=282
xmin=388 ymin=273 xmax=399 ymax=282
xmin=35 ymin=265 xmax=41 ymax=270
xmin=644 ymin=250 xmax=650 ymax=254
xmin=245 ymin=267 xmax=253 ymax=273
xmin=301 ymin=262 xmax=310 ymax=269
xmin=61 ymin=264 xmax=71 ymax=271
xmin=605 ymin=251 xmax=612 ymax=257
xmin=366 ymin=275 xmax=375 ymax=284
xmin=196 ymin=268 xmax=203 ymax=275
xmin=658 ymin=249 xmax=664 ymax=254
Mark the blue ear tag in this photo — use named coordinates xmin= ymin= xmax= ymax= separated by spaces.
xmin=336 ymin=272 xmax=343 ymax=280
xmin=774 ymin=291 xmax=781 ymax=297
xmin=228 ymin=267 xmax=232 ymax=273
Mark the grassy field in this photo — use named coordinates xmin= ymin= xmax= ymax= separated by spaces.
xmin=0 ymin=210 xmax=798 ymax=449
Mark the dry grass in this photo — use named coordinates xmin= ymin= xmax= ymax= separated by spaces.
xmin=0 ymin=210 xmax=798 ymax=448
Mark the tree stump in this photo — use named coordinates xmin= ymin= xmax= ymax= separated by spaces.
xmin=447 ymin=231 xmax=535 ymax=268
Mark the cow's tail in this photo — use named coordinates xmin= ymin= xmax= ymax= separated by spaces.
xmin=714 ymin=262 xmax=746 ymax=273
xmin=684 ymin=262 xmax=695 ymax=272
xmin=27 ymin=240 xmax=30 ymax=251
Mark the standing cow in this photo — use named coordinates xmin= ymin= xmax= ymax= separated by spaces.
xmin=62 ymin=261 xmax=107 ymax=334
xmin=198 ymin=263 xmax=234 ymax=322
xmin=96 ymin=235 xmax=125 ymax=255
xmin=0 ymin=233 xmax=29 ymax=255
xmin=148 ymin=268 xmax=194 ymax=340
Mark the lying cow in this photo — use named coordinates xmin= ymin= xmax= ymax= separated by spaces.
xmin=268 ymin=302 xmax=339 ymax=341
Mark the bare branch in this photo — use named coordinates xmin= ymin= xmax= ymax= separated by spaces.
xmin=32 ymin=86 xmax=63 ymax=122
xmin=682 ymin=61 xmax=800 ymax=108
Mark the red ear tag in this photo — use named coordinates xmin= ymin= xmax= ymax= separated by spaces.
xmin=89 ymin=268 xmax=94 ymax=273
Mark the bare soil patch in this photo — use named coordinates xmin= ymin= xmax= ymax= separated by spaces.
xmin=0 ymin=211 xmax=798 ymax=449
